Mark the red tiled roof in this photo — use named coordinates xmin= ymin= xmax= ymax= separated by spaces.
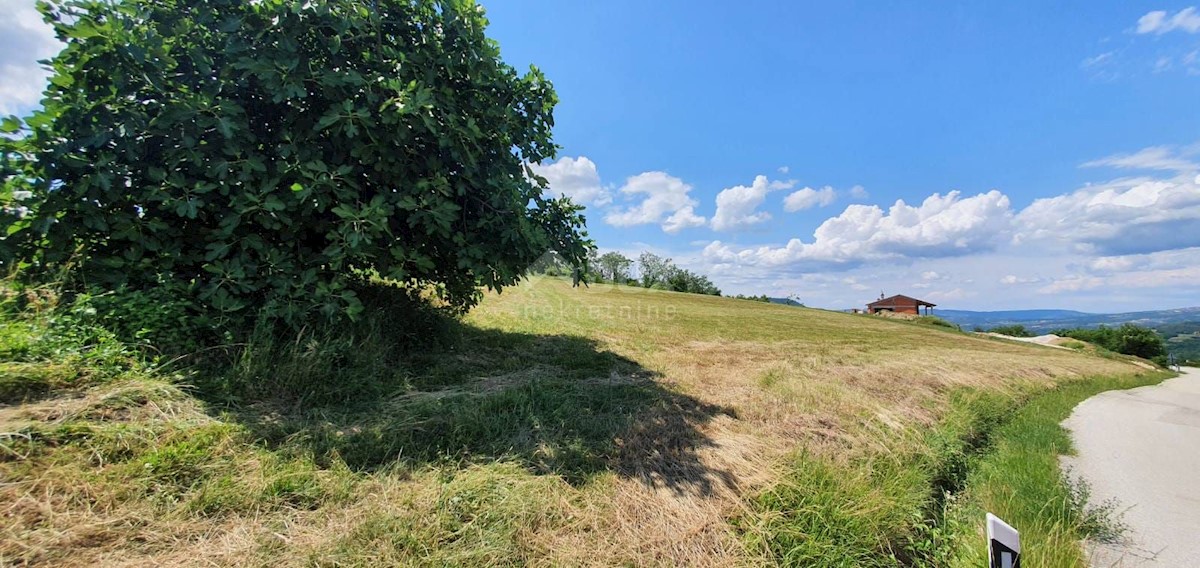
xmin=866 ymin=294 xmax=936 ymax=308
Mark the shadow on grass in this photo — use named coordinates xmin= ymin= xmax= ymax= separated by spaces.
xmin=212 ymin=323 xmax=738 ymax=495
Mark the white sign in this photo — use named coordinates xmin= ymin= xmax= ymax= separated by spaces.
xmin=987 ymin=513 xmax=1021 ymax=568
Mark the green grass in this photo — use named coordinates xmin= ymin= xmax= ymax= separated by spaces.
xmin=940 ymin=372 xmax=1172 ymax=567
xmin=0 ymin=278 xmax=1161 ymax=566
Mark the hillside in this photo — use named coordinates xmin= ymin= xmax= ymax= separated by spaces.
xmin=1 ymin=278 xmax=1158 ymax=566
xmin=937 ymin=306 xmax=1200 ymax=332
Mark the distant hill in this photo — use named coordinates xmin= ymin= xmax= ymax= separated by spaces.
xmin=936 ymin=306 xmax=1200 ymax=332
xmin=935 ymin=307 xmax=1200 ymax=363
xmin=767 ymin=297 xmax=803 ymax=307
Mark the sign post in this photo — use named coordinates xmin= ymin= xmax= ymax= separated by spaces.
xmin=987 ymin=513 xmax=1020 ymax=568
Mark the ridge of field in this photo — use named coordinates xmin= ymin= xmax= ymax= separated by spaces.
xmin=0 ymin=278 xmax=1152 ymax=566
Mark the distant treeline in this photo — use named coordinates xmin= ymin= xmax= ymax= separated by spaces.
xmin=984 ymin=323 xmax=1170 ymax=365
xmin=731 ymin=294 xmax=771 ymax=303
xmin=530 ymin=251 xmax=721 ymax=296
xmin=1157 ymin=321 xmax=1200 ymax=365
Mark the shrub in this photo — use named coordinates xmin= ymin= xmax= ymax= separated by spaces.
xmin=1056 ymin=324 xmax=1167 ymax=362
xmin=69 ymin=285 xmax=224 ymax=356
xmin=987 ymin=325 xmax=1034 ymax=337
xmin=915 ymin=316 xmax=960 ymax=331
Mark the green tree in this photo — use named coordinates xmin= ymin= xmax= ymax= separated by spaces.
xmin=1 ymin=0 xmax=588 ymax=324
xmin=1113 ymin=323 xmax=1167 ymax=361
xmin=596 ymin=252 xmax=632 ymax=283
xmin=637 ymin=252 xmax=672 ymax=288
xmin=665 ymin=267 xmax=720 ymax=296
xmin=1057 ymin=324 xmax=1167 ymax=362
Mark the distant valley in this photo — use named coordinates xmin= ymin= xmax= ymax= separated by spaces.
xmin=935 ymin=306 xmax=1200 ymax=333
xmin=936 ymin=306 xmax=1200 ymax=363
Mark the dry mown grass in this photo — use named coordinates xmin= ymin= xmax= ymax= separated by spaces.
xmin=0 ymin=279 xmax=1149 ymax=566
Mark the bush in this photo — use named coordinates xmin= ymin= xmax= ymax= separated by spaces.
xmin=70 ymin=285 xmax=224 ymax=356
xmin=2 ymin=0 xmax=588 ymax=326
xmin=915 ymin=316 xmax=960 ymax=331
xmin=1056 ymin=324 xmax=1167 ymax=362
xmin=987 ymin=325 xmax=1034 ymax=338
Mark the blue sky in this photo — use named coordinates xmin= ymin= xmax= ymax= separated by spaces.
xmin=485 ymin=1 xmax=1200 ymax=311
xmin=2 ymin=1 xmax=1199 ymax=311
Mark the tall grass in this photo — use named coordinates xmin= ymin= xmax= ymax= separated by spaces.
xmin=940 ymin=372 xmax=1170 ymax=567
xmin=737 ymin=374 xmax=1172 ymax=568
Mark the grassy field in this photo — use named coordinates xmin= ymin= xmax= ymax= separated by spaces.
xmin=0 ymin=277 xmax=1161 ymax=566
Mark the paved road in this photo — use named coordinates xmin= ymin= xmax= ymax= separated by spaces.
xmin=1061 ymin=367 xmax=1200 ymax=567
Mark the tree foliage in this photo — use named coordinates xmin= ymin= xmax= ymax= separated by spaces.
xmin=987 ymin=324 xmax=1034 ymax=338
xmin=1056 ymin=324 xmax=1168 ymax=361
xmin=637 ymin=252 xmax=672 ymax=288
xmin=596 ymin=252 xmax=632 ymax=282
xmin=1 ymin=0 xmax=589 ymax=323
xmin=628 ymin=251 xmax=719 ymax=295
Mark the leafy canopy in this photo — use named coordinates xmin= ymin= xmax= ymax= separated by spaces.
xmin=1 ymin=0 xmax=589 ymax=323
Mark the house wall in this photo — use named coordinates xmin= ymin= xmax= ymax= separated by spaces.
xmin=868 ymin=302 xmax=922 ymax=315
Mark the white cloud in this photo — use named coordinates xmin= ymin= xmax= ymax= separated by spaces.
xmin=663 ymin=206 xmax=707 ymax=233
xmin=841 ymin=277 xmax=869 ymax=291
xmin=1081 ymin=51 xmax=1116 ymax=68
xmin=848 ymin=185 xmax=869 ymax=200
xmin=605 ymin=171 xmax=706 ymax=232
xmin=782 ymin=185 xmax=838 ymax=212
xmin=777 ymin=166 xmax=790 ymax=174
xmin=529 ymin=156 xmax=611 ymax=206
xmin=1081 ymin=145 xmax=1199 ymax=172
xmin=0 ymin=1 xmax=62 ymax=115
xmin=920 ymin=271 xmax=944 ymax=281
xmin=1136 ymin=7 xmax=1200 ymax=35
xmin=1000 ymin=275 xmax=1041 ymax=285
xmin=1037 ymin=276 xmax=1104 ymax=294
xmin=1034 ymin=268 xmax=1200 ymax=295
xmin=926 ymin=288 xmax=971 ymax=302
xmin=710 ymin=175 xmax=793 ymax=231
xmin=1087 ymin=256 xmax=1139 ymax=274
xmin=1086 ymin=247 xmax=1200 ymax=275
xmin=704 ymin=190 xmax=1014 ymax=270
xmin=1016 ymin=171 xmax=1200 ymax=256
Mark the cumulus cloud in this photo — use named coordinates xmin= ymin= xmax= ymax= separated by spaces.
xmin=1136 ymin=7 xmax=1200 ymax=35
xmin=1016 ymin=171 xmax=1200 ymax=255
xmin=605 ymin=171 xmax=706 ymax=232
xmin=0 ymin=1 xmax=62 ymax=115
xmin=663 ymin=206 xmax=707 ymax=233
xmin=710 ymin=175 xmax=793 ymax=232
xmin=848 ymin=185 xmax=870 ymax=200
xmin=1081 ymin=145 xmax=1199 ymax=172
xmin=782 ymin=186 xmax=837 ymax=212
xmin=704 ymin=190 xmax=1014 ymax=270
xmin=778 ymin=166 xmax=790 ymax=174
xmin=529 ymin=156 xmax=612 ymax=206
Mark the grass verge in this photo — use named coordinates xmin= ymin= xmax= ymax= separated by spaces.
xmin=940 ymin=372 xmax=1172 ymax=567
xmin=738 ymin=373 xmax=1172 ymax=568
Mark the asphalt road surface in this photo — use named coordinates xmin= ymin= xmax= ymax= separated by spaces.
xmin=1061 ymin=367 xmax=1200 ymax=567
